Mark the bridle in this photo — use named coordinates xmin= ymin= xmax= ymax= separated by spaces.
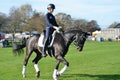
xmin=73 ymin=33 xmax=87 ymax=48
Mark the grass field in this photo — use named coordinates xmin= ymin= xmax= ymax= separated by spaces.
xmin=0 ymin=41 xmax=120 ymax=80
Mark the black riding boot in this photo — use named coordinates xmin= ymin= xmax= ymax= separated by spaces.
xmin=42 ymin=39 xmax=48 ymax=57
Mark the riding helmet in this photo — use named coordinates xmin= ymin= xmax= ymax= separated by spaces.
xmin=47 ymin=4 xmax=55 ymax=9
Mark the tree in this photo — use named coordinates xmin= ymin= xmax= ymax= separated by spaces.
xmin=7 ymin=4 xmax=33 ymax=33
xmin=8 ymin=7 xmax=22 ymax=32
xmin=19 ymin=4 xmax=33 ymax=23
xmin=86 ymin=20 xmax=101 ymax=32
xmin=72 ymin=19 xmax=88 ymax=31
xmin=55 ymin=13 xmax=72 ymax=30
xmin=4 ymin=4 xmax=33 ymax=41
xmin=0 ymin=4 xmax=102 ymax=34
xmin=22 ymin=12 xmax=45 ymax=33
xmin=0 ymin=12 xmax=7 ymax=32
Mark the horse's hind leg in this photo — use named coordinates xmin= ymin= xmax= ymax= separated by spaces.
xmin=32 ymin=50 xmax=42 ymax=78
xmin=22 ymin=49 xmax=33 ymax=78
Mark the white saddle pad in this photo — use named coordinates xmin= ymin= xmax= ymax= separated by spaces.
xmin=38 ymin=33 xmax=44 ymax=47
xmin=38 ymin=31 xmax=56 ymax=47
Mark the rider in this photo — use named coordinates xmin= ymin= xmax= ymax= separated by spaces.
xmin=42 ymin=3 xmax=59 ymax=57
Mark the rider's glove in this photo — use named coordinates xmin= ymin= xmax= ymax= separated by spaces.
xmin=53 ymin=26 xmax=62 ymax=32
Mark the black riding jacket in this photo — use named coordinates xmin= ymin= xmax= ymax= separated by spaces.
xmin=45 ymin=12 xmax=58 ymax=28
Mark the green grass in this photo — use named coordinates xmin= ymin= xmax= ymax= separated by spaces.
xmin=0 ymin=41 xmax=120 ymax=80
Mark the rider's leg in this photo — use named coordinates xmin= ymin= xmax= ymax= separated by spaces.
xmin=42 ymin=38 xmax=48 ymax=56
xmin=42 ymin=27 xmax=55 ymax=57
xmin=42 ymin=27 xmax=50 ymax=57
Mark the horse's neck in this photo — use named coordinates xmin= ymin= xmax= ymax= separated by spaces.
xmin=54 ymin=31 xmax=75 ymax=48
xmin=64 ymin=32 xmax=75 ymax=47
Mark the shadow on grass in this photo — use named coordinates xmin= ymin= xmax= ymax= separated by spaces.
xmin=61 ymin=73 xmax=120 ymax=80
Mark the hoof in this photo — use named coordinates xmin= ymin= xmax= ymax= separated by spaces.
xmin=53 ymin=78 xmax=58 ymax=80
xmin=23 ymin=75 xmax=26 ymax=78
xmin=36 ymin=71 xmax=40 ymax=78
xmin=57 ymin=72 xmax=61 ymax=77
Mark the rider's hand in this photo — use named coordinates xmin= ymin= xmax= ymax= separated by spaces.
xmin=53 ymin=26 xmax=62 ymax=31
xmin=53 ymin=26 xmax=58 ymax=30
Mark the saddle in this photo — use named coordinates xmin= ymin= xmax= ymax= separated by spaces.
xmin=38 ymin=30 xmax=56 ymax=47
xmin=38 ymin=30 xmax=56 ymax=57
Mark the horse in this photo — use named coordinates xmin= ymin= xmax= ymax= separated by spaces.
xmin=14 ymin=28 xmax=90 ymax=80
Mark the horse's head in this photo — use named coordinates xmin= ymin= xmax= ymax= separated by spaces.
xmin=73 ymin=32 xmax=90 ymax=51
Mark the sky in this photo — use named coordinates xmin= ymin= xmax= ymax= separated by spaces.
xmin=0 ymin=0 xmax=120 ymax=28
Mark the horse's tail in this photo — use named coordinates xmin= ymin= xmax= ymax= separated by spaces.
xmin=12 ymin=38 xmax=27 ymax=56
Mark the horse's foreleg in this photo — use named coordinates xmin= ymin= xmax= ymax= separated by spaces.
xmin=58 ymin=65 xmax=68 ymax=76
xmin=53 ymin=56 xmax=69 ymax=80
xmin=57 ymin=56 xmax=69 ymax=76
xmin=53 ymin=60 xmax=60 ymax=80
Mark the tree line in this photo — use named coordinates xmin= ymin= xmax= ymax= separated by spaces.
xmin=0 ymin=4 xmax=108 ymax=34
